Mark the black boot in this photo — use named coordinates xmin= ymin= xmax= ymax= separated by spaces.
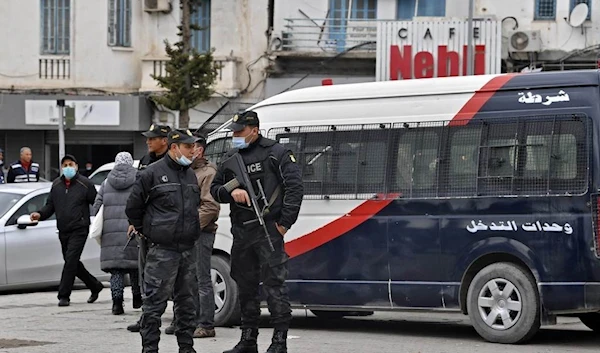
xmin=223 ymin=328 xmax=258 ymax=353
xmin=133 ymin=293 xmax=143 ymax=309
xmin=265 ymin=329 xmax=287 ymax=353
xmin=112 ymin=299 xmax=124 ymax=315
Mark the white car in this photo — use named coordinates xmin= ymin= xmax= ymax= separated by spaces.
xmin=88 ymin=160 xmax=140 ymax=185
xmin=0 ymin=183 xmax=108 ymax=291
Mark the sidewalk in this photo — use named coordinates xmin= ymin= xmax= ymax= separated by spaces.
xmin=0 ymin=287 xmax=245 ymax=353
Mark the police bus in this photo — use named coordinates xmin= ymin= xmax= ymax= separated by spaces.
xmin=205 ymin=70 xmax=600 ymax=344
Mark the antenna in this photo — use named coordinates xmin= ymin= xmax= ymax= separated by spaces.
xmin=568 ymin=3 xmax=589 ymax=33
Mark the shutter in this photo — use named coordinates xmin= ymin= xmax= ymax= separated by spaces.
xmin=107 ymin=0 xmax=117 ymax=46
xmin=124 ymin=0 xmax=132 ymax=47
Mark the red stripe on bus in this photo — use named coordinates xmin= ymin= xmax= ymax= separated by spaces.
xmin=285 ymin=194 xmax=398 ymax=259
xmin=449 ymin=74 xmax=516 ymax=126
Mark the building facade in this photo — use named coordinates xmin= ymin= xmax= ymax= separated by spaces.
xmin=266 ymin=0 xmax=600 ymax=95
xmin=0 ymin=0 xmax=270 ymax=178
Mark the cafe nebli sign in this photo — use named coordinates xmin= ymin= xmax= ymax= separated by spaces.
xmin=467 ymin=220 xmax=573 ymax=235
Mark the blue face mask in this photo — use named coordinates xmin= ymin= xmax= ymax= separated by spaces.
xmin=62 ymin=166 xmax=76 ymax=179
xmin=232 ymin=130 xmax=254 ymax=150
xmin=176 ymin=146 xmax=192 ymax=166
xmin=232 ymin=137 xmax=249 ymax=149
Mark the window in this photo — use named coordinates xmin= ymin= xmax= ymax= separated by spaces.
xmin=7 ymin=194 xmax=55 ymax=226
xmin=275 ymin=127 xmax=389 ymax=198
xmin=40 ymin=0 xmax=71 ymax=55
xmin=205 ymin=136 xmax=232 ymax=165
xmin=331 ymin=0 xmax=378 ymax=20
xmin=570 ymin=0 xmax=591 ymax=21
xmin=397 ymin=0 xmax=446 ymax=20
xmin=535 ymin=0 xmax=556 ymax=20
xmin=446 ymin=127 xmax=482 ymax=196
xmin=108 ymin=0 xmax=132 ymax=47
xmin=393 ymin=128 xmax=440 ymax=197
xmin=191 ymin=0 xmax=211 ymax=53
xmin=0 ymin=193 xmax=23 ymax=220
xmin=89 ymin=171 xmax=109 ymax=186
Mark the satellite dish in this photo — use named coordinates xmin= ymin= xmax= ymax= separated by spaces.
xmin=569 ymin=3 xmax=589 ymax=27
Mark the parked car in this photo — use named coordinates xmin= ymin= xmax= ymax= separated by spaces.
xmin=88 ymin=160 xmax=140 ymax=186
xmin=0 ymin=182 xmax=108 ymax=291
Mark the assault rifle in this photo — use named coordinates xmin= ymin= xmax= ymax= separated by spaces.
xmin=221 ymin=153 xmax=275 ymax=252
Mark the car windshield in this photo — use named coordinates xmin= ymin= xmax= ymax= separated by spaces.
xmin=0 ymin=192 xmax=24 ymax=219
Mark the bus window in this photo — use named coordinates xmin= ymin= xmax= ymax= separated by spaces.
xmin=394 ymin=129 xmax=440 ymax=198
xmin=447 ymin=127 xmax=482 ymax=196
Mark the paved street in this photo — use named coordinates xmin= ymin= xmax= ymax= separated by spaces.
xmin=1 ymin=287 xmax=599 ymax=353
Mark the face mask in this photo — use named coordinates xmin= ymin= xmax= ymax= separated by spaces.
xmin=62 ymin=166 xmax=76 ymax=179
xmin=232 ymin=130 xmax=253 ymax=150
xmin=176 ymin=146 xmax=192 ymax=166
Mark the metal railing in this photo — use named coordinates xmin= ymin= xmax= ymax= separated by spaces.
xmin=279 ymin=18 xmax=377 ymax=53
xmin=39 ymin=58 xmax=70 ymax=79
xmin=150 ymin=59 xmax=228 ymax=80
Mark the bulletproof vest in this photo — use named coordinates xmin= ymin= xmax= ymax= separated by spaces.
xmin=235 ymin=138 xmax=281 ymax=220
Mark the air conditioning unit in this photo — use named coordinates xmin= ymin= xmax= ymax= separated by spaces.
xmin=144 ymin=0 xmax=171 ymax=13
xmin=508 ymin=30 xmax=542 ymax=53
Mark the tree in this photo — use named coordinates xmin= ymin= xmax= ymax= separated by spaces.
xmin=151 ymin=0 xmax=218 ymax=129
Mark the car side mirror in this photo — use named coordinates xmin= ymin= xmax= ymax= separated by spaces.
xmin=17 ymin=215 xmax=38 ymax=229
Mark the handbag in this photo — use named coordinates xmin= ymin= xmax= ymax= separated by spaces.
xmin=89 ymin=204 xmax=104 ymax=245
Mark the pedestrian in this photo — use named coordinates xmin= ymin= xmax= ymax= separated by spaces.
xmin=30 ymin=154 xmax=104 ymax=307
xmin=92 ymin=152 xmax=142 ymax=315
xmin=127 ymin=123 xmax=172 ymax=333
xmin=164 ymin=134 xmax=220 ymax=338
xmin=80 ymin=162 xmax=94 ymax=177
xmin=0 ymin=148 xmax=5 ymax=184
xmin=210 ymin=110 xmax=304 ymax=353
xmin=126 ymin=129 xmax=201 ymax=353
xmin=7 ymin=147 xmax=40 ymax=183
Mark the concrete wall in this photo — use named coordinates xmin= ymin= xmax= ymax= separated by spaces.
xmin=0 ymin=0 xmax=270 ymax=100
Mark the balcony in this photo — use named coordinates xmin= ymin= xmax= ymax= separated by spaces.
xmin=140 ymin=56 xmax=242 ymax=97
xmin=276 ymin=18 xmax=377 ymax=58
xmin=39 ymin=58 xmax=71 ymax=79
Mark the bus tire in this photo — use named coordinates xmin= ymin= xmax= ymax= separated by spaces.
xmin=466 ymin=262 xmax=540 ymax=344
xmin=579 ymin=313 xmax=600 ymax=331
xmin=212 ymin=255 xmax=241 ymax=327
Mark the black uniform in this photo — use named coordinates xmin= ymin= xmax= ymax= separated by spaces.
xmin=211 ymin=131 xmax=303 ymax=348
xmin=126 ymin=130 xmax=200 ymax=353
xmin=37 ymin=166 xmax=103 ymax=302
xmin=127 ymin=124 xmax=171 ymax=334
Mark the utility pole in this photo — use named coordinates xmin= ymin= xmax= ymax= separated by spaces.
xmin=57 ymin=99 xmax=65 ymax=167
xmin=466 ymin=0 xmax=475 ymax=75
xmin=180 ymin=0 xmax=192 ymax=129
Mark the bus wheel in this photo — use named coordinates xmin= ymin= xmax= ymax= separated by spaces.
xmin=466 ymin=262 xmax=540 ymax=344
xmin=212 ymin=255 xmax=240 ymax=327
xmin=579 ymin=313 xmax=600 ymax=331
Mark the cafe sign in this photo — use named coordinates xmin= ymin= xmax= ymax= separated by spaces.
xmin=376 ymin=20 xmax=502 ymax=81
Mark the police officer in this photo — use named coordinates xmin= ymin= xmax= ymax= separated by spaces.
xmin=211 ymin=111 xmax=303 ymax=353
xmin=7 ymin=147 xmax=40 ymax=183
xmin=127 ymin=123 xmax=172 ymax=333
xmin=126 ymin=129 xmax=201 ymax=353
xmin=139 ymin=124 xmax=172 ymax=170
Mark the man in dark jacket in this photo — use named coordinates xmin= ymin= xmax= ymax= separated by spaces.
xmin=127 ymin=123 xmax=172 ymax=332
xmin=211 ymin=111 xmax=303 ymax=353
xmin=139 ymin=124 xmax=172 ymax=170
xmin=126 ymin=129 xmax=201 ymax=353
xmin=30 ymin=154 xmax=104 ymax=307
